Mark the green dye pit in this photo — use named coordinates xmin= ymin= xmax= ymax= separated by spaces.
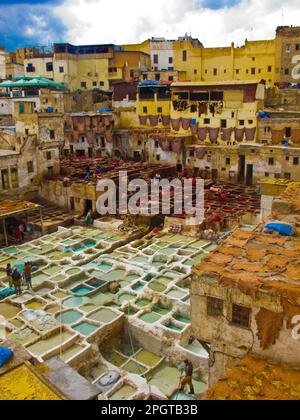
xmin=0 ymin=303 xmax=21 ymax=319
xmin=89 ymin=308 xmax=118 ymax=323
xmin=26 ymin=331 xmax=73 ymax=356
xmin=139 ymin=312 xmax=161 ymax=324
xmin=122 ymin=360 xmax=147 ymax=375
xmin=55 ymin=310 xmax=82 ymax=325
xmin=72 ymin=322 xmax=99 ymax=336
xmin=135 ymin=350 xmax=161 ymax=367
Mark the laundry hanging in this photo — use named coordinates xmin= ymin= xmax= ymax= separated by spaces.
xmin=181 ymin=118 xmax=191 ymax=130
xmin=171 ymin=118 xmax=181 ymax=131
xmin=271 ymin=128 xmax=284 ymax=145
xmin=291 ymin=128 xmax=300 ymax=145
xmin=139 ymin=115 xmax=148 ymax=125
xmin=234 ymin=128 xmax=245 ymax=142
xmin=209 ymin=128 xmax=220 ymax=144
xmin=196 ymin=147 xmax=206 ymax=160
xmin=190 ymin=122 xmax=199 ymax=135
xmin=171 ymin=137 xmax=183 ymax=154
xmin=198 ymin=127 xmax=208 ymax=141
xmin=162 ymin=115 xmax=170 ymax=127
xmin=159 ymin=138 xmax=171 ymax=152
xmin=86 ymin=131 xmax=94 ymax=145
xmin=245 ymin=127 xmax=257 ymax=142
xmin=221 ymin=128 xmax=233 ymax=142
xmin=72 ymin=131 xmax=80 ymax=143
xmin=149 ymin=115 xmax=159 ymax=127
xmin=105 ymin=130 xmax=113 ymax=143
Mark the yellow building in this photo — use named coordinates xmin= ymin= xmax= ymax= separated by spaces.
xmin=22 ymin=44 xmax=151 ymax=92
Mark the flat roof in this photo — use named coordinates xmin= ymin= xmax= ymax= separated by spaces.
xmin=0 ymin=149 xmax=19 ymax=157
xmin=0 ymin=200 xmax=40 ymax=218
xmin=206 ymin=356 xmax=300 ymax=400
xmin=171 ymin=80 xmax=262 ymax=88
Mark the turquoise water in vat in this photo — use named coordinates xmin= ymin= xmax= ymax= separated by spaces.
xmin=71 ymin=285 xmax=93 ymax=295
xmin=72 ymin=322 xmax=99 ymax=336
xmin=55 ymin=310 xmax=82 ymax=325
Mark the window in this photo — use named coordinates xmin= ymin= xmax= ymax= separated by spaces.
xmin=221 ymin=120 xmax=227 ymax=129
xmin=182 ymin=50 xmax=187 ymax=62
xmin=10 ymin=168 xmax=18 ymax=189
xmin=156 ymin=154 xmax=160 ymax=161
xmin=286 ymin=156 xmax=290 ymax=161
xmin=194 ymin=69 xmax=198 ymax=75
xmin=236 ymin=69 xmax=240 ymax=75
xmin=46 ymin=62 xmax=53 ymax=72
xmin=157 ymin=107 xmax=162 ymax=113
xmin=168 ymin=76 xmax=174 ymax=82
xmin=207 ymin=297 xmax=224 ymax=316
xmin=251 ymin=68 xmax=256 ymax=75
xmin=268 ymin=66 xmax=272 ymax=72
xmin=285 ymin=68 xmax=289 ymax=75
xmin=81 ymin=82 xmax=87 ymax=89
xmin=226 ymin=157 xmax=231 ymax=165
xmin=26 ymin=63 xmax=35 ymax=73
xmin=46 ymin=151 xmax=52 ymax=160
xmin=59 ymin=66 xmax=64 ymax=73
xmin=211 ymin=91 xmax=224 ymax=101
xmin=286 ymin=44 xmax=292 ymax=53
xmin=296 ymin=44 xmax=300 ymax=51
xmin=265 ymin=172 xmax=269 ymax=177
xmin=293 ymin=157 xmax=299 ymax=165
xmin=49 ymin=130 xmax=55 ymax=140
xmin=101 ymin=137 xmax=106 ymax=148
xmin=204 ymin=118 xmax=210 ymax=125
xmin=48 ymin=166 xmax=54 ymax=177
xmin=143 ymin=106 xmax=147 ymax=114
xmin=93 ymin=81 xmax=97 ymax=87
xmin=153 ymin=54 xmax=158 ymax=64
xmin=25 ymin=128 xmax=29 ymax=136
xmin=239 ymin=120 xmax=245 ymax=126
xmin=269 ymin=157 xmax=275 ymax=165
xmin=232 ymin=304 xmax=251 ymax=328
xmin=169 ymin=57 xmax=173 ymax=64
xmin=155 ymin=141 xmax=159 ymax=148
xmin=252 ymin=57 xmax=255 ymax=61
xmin=190 ymin=150 xmax=195 ymax=157
xmin=27 ymin=161 xmax=34 ymax=174
xmin=213 ymin=68 xmax=218 ymax=76
xmin=285 ymin=127 xmax=292 ymax=138
xmin=224 ymin=69 xmax=227 ymax=74
xmin=248 ymin=120 xmax=253 ymax=125
xmin=99 ymin=81 xmax=104 ymax=86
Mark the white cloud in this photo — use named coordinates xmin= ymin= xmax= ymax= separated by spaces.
xmin=54 ymin=0 xmax=300 ymax=47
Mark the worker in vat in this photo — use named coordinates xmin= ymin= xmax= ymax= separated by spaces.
xmin=85 ymin=210 xmax=94 ymax=226
xmin=179 ymin=360 xmax=195 ymax=395
xmin=24 ymin=262 xmax=33 ymax=291
xmin=12 ymin=268 xmax=22 ymax=296
xmin=6 ymin=263 xmax=13 ymax=288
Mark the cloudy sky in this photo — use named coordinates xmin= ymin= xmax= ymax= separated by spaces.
xmin=0 ymin=0 xmax=299 ymax=50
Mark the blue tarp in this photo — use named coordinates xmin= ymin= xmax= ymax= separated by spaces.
xmin=265 ymin=221 xmax=293 ymax=236
xmin=0 ymin=347 xmax=13 ymax=367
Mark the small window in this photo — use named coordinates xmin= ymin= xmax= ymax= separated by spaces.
xmin=46 ymin=62 xmax=53 ymax=72
xmin=182 ymin=50 xmax=187 ymax=62
xmin=155 ymin=141 xmax=159 ymax=148
xmin=252 ymin=57 xmax=255 ymax=61
xmin=153 ymin=54 xmax=158 ymax=64
xmin=286 ymin=44 xmax=292 ymax=53
xmin=93 ymin=81 xmax=97 ymax=87
xmin=59 ymin=66 xmax=64 ymax=73
xmin=207 ymin=297 xmax=224 ymax=316
xmin=194 ymin=69 xmax=198 ymax=75
xmin=285 ymin=68 xmax=289 ymax=76
xmin=269 ymin=157 xmax=275 ymax=166
xmin=239 ymin=120 xmax=245 ymax=126
xmin=143 ymin=106 xmax=147 ymax=114
xmin=285 ymin=127 xmax=292 ymax=138
xmin=221 ymin=120 xmax=227 ymax=129
xmin=99 ymin=81 xmax=104 ymax=86
xmin=296 ymin=44 xmax=300 ymax=51
xmin=81 ymin=82 xmax=87 ymax=88
xmin=49 ymin=130 xmax=55 ymax=140
xmin=213 ymin=68 xmax=218 ymax=76
xmin=268 ymin=66 xmax=272 ymax=72
xmin=286 ymin=156 xmax=290 ymax=161
xmin=169 ymin=57 xmax=173 ymax=64
xmin=236 ymin=69 xmax=240 ymax=75
xmin=157 ymin=107 xmax=162 ymax=113
xmin=204 ymin=118 xmax=210 ymax=125
xmin=226 ymin=157 xmax=231 ymax=165
xmin=265 ymin=172 xmax=269 ymax=177
xmin=156 ymin=154 xmax=160 ymax=161
xmin=232 ymin=304 xmax=251 ymax=328
xmin=46 ymin=151 xmax=52 ymax=160
xmin=251 ymin=68 xmax=256 ymax=75
xmin=293 ymin=157 xmax=299 ymax=165
xmin=248 ymin=120 xmax=253 ymax=125
xmin=27 ymin=161 xmax=34 ymax=174
xmin=48 ymin=166 xmax=54 ymax=177
xmin=190 ymin=150 xmax=195 ymax=157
